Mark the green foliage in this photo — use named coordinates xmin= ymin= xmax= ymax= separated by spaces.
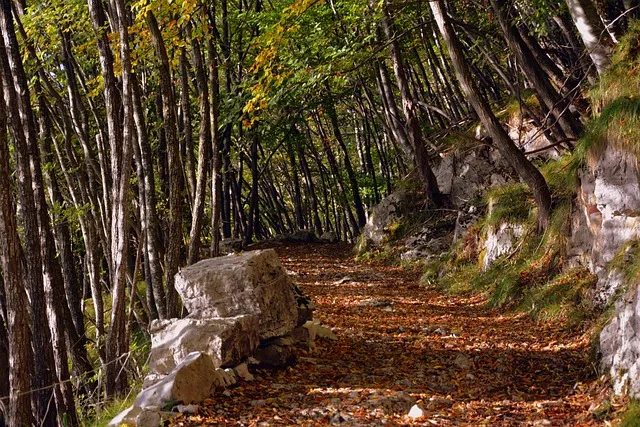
xmin=620 ymin=401 xmax=640 ymax=427
xmin=483 ymin=183 xmax=533 ymax=228
xmin=83 ymin=383 xmax=141 ymax=427
xmin=576 ymin=20 xmax=640 ymax=164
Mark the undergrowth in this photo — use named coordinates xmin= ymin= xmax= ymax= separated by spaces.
xmin=426 ymin=153 xmax=602 ymax=329
xmin=620 ymin=401 xmax=640 ymax=427
xmin=576 ymin=20 xmax=640 ymax=165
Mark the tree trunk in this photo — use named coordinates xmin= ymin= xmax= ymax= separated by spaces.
xmin=185 ymin=25 xmax=210 ymax=265
xmin=381 ymin=5 xmax=441 ymax=204
xmin=430 ymin=0 xmax=552 ymax=230
xmin=131 ymin=74 xmax=166 ymax=320
xmin=324 ymin=99 xmax=366 ymax=226
xmin=0 ymin=38 xmax=34 ymax=427
xmin=145 ymin=10 xmax=181 ymax=318
xmin=207 ymin=5 xmax=222 ymax=258
xmin=0 ymin=3 xmax=59 ymax=423
xmin=491 ymin=0 xmax=583 ymax=141
xmin=564 ymin=0 xmax=613 ymax=75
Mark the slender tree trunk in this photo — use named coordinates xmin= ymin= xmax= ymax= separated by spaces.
xmin=131 ymin=74 xmax=166 ymax=320
xmin=431 ymin=0 xmax=551 ymax=230
xmin=0 ymin=4 xmax=59 ymax=423
xmin=324 ymin=99 xmax=366 ymax=226
xmin=186 ymin=25 xmax=210 ymax=265
xmin=180 ymin=49 xmax=196 ymax=206
xmin=381 ymin=5 xmax=441 ymax=203
xmin=564 ymin=0 xmax=613 ymax=74
xmin=207 ymin=5 xmax=222 ymax=257
xmin=0 ymin=72 xmax=34 ymax=426
xmin=491 ymin=0 xmax=583 ymax=141
xmin=145 ymin=10 xmax=181 ymax=318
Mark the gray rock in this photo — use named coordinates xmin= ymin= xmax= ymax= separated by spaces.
xmin=175 ymin=249 xmax=299 ymax=340
xmin=253 ymin=340 xmax=294 ymax=368
xmin=320 ymin=231 xmax=339 ymax=243
xmin=407 ymin=404 xmax=425 ymax=419
xmin=234 ymin=363 xmax=254 ymax=381
xmin=600 ymin=282 xmax=640 ymax=397
xmin=136 ymin=409 xmax=161 ymax=427
xmin=573 ymin=149 xmax=640 ymax=305
xmin=108 ymin=406 xmax=141 ymax=426
xmin=482 ymin=222 xmax=525 ymax=270
xmin=304 ymin=320 xmax=337 ymax=341
xmin=360 ymin=191 xmax=410 ymax=247
xmin=434 ymin=147 xmax=514 ymax=209
xmin=135 ymin=352 xmax=216 ymax=409
xmin=219 ymin=238 xmax=244 ymax=254
xmin=150 ymin=316 xmax=260 ymax=375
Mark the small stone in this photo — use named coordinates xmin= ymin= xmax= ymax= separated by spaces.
xmin=234 ymin=363 xmax=254 ymax=381
xmin=330 ymin=412 xmax=353 ymax=424
xmin=454 ymin=353 xmax=471 ymax=370
xmin=407 ymin=404 xmax=425 ymax=419
xmin=175 ymin=404 xmax=199 ymax=414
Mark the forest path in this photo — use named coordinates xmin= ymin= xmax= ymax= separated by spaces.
xmin=179 ymin=243 xmax=607 ymax=426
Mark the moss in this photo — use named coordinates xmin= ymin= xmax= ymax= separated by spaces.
xmin=609 ymin=240 xmax=640 ymax=284
xmin=495 ymin=88 xmax=540 ymax=122
xmin=483 ymin=183 xmax=534 ymax=229
xmin=518 ymin=267 xmax=598 ymax=326
xmin=620 ymin=401 xmax=640 ymax=427
xmin=574 ymin=20 xmax=640 ymax=165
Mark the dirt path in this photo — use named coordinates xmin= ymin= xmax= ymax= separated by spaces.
xmin=179 ymin=243 xmax=608 ymax=426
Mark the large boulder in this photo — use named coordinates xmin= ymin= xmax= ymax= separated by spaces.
xmin=175 ymin=249 xmax=299 ymax=339
xmin=149 ymin=316 xmax=260 ymax=375
xmin=136 ymin=352 xmax=218 ymax=408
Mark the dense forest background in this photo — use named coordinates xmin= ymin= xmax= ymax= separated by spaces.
xmin=0 ymin=0 xmax=632 ymax=424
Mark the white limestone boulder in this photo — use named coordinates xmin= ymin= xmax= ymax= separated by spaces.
xmin=175 ymin=249 xmax=298 ymax=340
xmin=135 ymin=352 xmax=217 ymax=409
xmin=150 ymin=315 xmax=260 ymax=375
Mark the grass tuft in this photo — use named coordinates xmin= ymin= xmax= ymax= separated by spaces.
xmin=620 ymin=401 xmax=640 ymax=427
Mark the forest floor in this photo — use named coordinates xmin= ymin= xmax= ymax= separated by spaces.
xmin=176 ymin=243 xmax=620 ymax=426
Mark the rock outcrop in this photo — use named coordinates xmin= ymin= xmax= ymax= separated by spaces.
xmin=578 ymin=148 xmax=640 ymax=398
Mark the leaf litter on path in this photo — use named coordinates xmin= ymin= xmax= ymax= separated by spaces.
xmin=176 ymin=243 xmax=616 ymax=426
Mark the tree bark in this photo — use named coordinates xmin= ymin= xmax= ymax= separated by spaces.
xmin=145 ymin=10 xmax=181 ymax=318
xmin=185 ymin=24 xmax=210 ymax=265
xmin=564 ymin=0 xmax=613 ymax=75
xmin=0 ymin=38 xmax=34 ymax=427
